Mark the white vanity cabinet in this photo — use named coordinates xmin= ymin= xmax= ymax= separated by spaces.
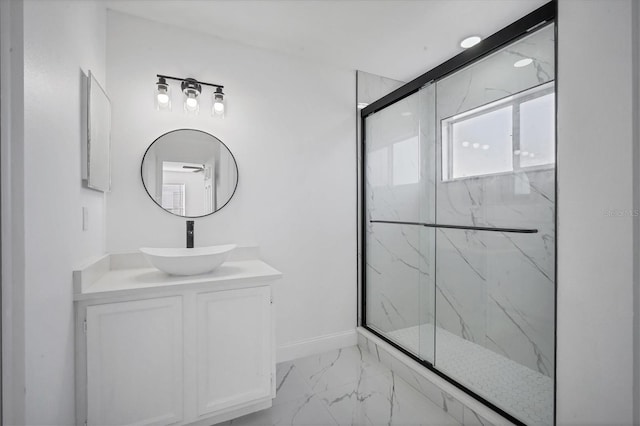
xmin=84 ymin=297 xmax=184 ymax=426
xmin=74 ymin=252 xmax=281 ymax=426
xmin=195 ymin=286 xmax=272 ymax=417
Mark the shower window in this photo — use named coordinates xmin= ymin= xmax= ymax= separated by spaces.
xmin=442 ymin=82 xmax=555 ymax=181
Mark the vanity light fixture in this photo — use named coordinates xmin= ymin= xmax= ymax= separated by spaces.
xmin=155 ymin=74 xmax=225 ymax=117
xmin=460 ymin=35 xmax=482 ymax=49
xmin=155 ymin=77 xmax=171 ymax=111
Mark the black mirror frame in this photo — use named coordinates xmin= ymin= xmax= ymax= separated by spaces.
xmin=140 ymin=128 xmax=239 ymax=218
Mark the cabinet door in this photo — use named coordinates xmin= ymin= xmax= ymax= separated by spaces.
xmin=86 ymin=297 xmax=183 ymax=426
xmin=196 ymin=286 xmax=272 ymax=416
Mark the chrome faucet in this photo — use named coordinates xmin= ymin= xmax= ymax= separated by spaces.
xmin=186 ymin=220 xmax=194 ymax=248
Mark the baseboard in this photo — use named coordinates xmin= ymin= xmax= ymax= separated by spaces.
xmin=277 ymin=329 xmax=357 ymax=362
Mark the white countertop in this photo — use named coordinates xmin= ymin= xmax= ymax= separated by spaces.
xmin=73 ymin=248 xmax=282 ymax=302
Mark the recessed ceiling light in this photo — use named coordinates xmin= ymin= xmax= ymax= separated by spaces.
xmin=401 ymin=111 xmax=413 ymax=117
xmin=357 ymin=102 xmax=369 ymax=109
xmin=520 ymin=151 xmax=530 ymax=156
xmin=514 ymin=150 xmax=521 ymax=155
xmin=514 ymin=58 xmax=533 ymax=68
xmin=472 ymin=142 xmax=480 ymax=149
xmin=482 ymin=144 xmax=490 ymax=150
xmin=461 ymin=141 xmax=470 ymax=147
xmin=460 ymin=36 xmax=482 ymax=49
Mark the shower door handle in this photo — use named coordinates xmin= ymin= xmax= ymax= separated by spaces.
xmin=370 ymin=220 xmax=538 ymax=234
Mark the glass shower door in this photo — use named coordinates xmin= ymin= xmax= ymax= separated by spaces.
xmin=433 ymin=24 xmax=555 ymax=425
xmin=364 ymin=84 xmax=436 ymax=363
xmin=362 ymin=15 xmax=555 ymax=426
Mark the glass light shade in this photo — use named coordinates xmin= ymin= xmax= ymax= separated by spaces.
xmin=155 ymin=81 xmax=171 ymax=111
xmin=181 ymin=78 xmax=202 ymax=115
xmin=212 ymin=90 xmax=225 ymax=118
xmin=212 ymin=100 xmax=225 ymax=117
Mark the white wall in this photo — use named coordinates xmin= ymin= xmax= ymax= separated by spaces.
xmin=633 ymin=1 xmax=640 ymax=424
xmin=1 ymin=0 xmax=26 ymax=424
xmin=557 ymin=0 xmax=637 ymax=424
xmin=105 ymin=11 xmax=357 ymax=359
xmin=635 ymin=3 xmax=640 ymax=424
xmin=21 ymin=0 xmax=107 ymax=424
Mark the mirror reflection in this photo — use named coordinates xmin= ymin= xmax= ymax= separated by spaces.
xmin=141 ymin=129 xmax=238 ymax=217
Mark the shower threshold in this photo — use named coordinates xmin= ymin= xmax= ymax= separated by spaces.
xmin=381 ymin=324 xmax=553 ymax=426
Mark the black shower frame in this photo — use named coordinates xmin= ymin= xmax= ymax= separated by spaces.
xmin=359 ymin=2 xmax=557 ymax=425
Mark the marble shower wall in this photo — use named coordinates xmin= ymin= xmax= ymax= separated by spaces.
xmin=364 ymin=24 xmax=555 ymax=377
xmin=434 ymin=24 xmax=555 ymax=377
xmin=356 ymin=70 xmax=405 ymax=107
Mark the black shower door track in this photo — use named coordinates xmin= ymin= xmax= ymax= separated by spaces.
xmin=359 ymin=2 xmax=557 ymax=426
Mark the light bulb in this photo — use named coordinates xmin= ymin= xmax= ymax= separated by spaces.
xmin=213 ymin=101 xmax=224 ymax=114
xmin=482 ymin=144 xmax=490 ymax=150
xmin=460 ymin=36 xmax=482 ymax=49
xmin=514 ymin=58 xmax=533 ymax=68
xmin=185 ymin=94 xmax=198 ymax=111
xmin=461 ymin=141 xmax=470 ymax=148
xmin=157 ymin=92 xmax=169 ymax=105
xmin=472 ymin=142 xmax=480 ymax=149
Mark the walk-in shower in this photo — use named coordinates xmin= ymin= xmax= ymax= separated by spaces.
xmin=360 ymin=3 xmax=556 ymax=425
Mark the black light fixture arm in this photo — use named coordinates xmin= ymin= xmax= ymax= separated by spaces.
xmin=157 ymin=74 xmax=224 ymax=90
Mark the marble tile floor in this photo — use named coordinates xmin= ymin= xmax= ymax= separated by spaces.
xmin=220 ymin=345 xmax=460 ymax=426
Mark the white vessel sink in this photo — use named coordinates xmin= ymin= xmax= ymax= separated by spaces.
xmin=140 ymin=244 xmax=236 ymax=276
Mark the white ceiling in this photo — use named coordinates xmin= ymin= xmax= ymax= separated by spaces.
xmin=106 ymin=0 xmax=548 ymax=82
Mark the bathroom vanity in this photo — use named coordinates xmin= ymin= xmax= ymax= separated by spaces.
xmin=73 ymin=247 xmax=281 ymax=426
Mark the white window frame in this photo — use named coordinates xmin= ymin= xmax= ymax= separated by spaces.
xmin=441 ymin=81 xmax=555 ymax=182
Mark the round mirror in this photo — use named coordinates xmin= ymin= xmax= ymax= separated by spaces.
xmin=141 ymin=129 xmax=238 ymax=218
